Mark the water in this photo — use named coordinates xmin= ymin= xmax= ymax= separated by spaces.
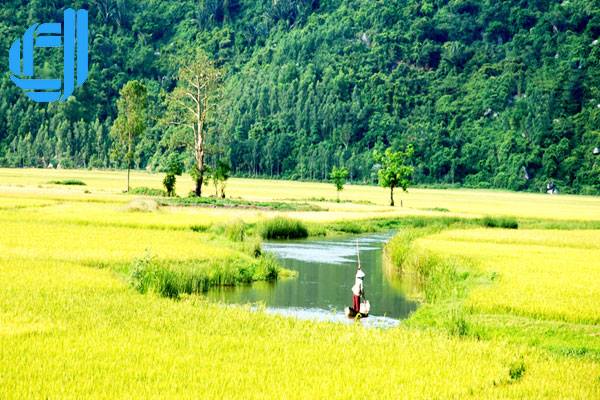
xmin=206 ymin=232 xmax=419 ymax=327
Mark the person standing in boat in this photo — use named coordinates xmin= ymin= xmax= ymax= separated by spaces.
xmin=352 ymin=268 xmax=365 ymax=312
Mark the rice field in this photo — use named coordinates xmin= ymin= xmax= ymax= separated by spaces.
xmin=1 ymin=169 xmax=600 ymax=398
xmin=2 ymin=168 xmax=600 ymax=221
xmin=412 ymin=229 xmax=600 ymax=362
xmin=416 ymin=229 xmax=600 ymax=324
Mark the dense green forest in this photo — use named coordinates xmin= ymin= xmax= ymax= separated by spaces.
xmin=1 ymin=0 xmax=599 ymax=194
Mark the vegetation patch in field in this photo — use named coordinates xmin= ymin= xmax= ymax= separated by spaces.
xmin=286 ymin=197 xmax=375 ymax=205
xmin=481 ymin=216 xmax=519 ymax=229
xmin=217 ymin=220 xmax=247 ymax=242
xmin=259 ymin=217 xmax=309 ymax=240
xmin=130 ymin=253 xmax=282 ymax=298
xmin=128 ymin=187 xmax=167 ymax=196
xmin=123 ymin=199 xmax=159 ymax=213
xmin=47 ymin=179 xmax=86 ymax=186
xmin=159 ymin=196 xmax=325 ymax=211
xmin=420 ymin=207 xmax=450 ymax=212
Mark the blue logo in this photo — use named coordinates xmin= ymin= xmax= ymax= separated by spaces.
xmin=9 ymin=8 xmax=88 ymax=103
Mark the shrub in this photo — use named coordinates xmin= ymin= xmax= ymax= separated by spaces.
xmin=259 ymin=217 xmax=308 ymax=240
xmin=163 ymin=174 xmax=177 ymax=197
xmin=47 ymin=179 xmax=86 ymax=186
xmin=481 ymin=216 xmax=518 ymax=229
xmin=129 ymin=187 xmax=167 ymax=196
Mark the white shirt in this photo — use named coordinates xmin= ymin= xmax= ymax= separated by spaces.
xmin=352 ymin=278 xmax=363 ymax=296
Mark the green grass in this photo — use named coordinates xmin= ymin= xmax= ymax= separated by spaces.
xmin=130 ymin=253 xmax=281 ymax=298
xmin=383 ymin=227 xmax=475 ymax=304
xmin=47 ymin=179 xmax=86 ymax=186
xmin=259 ymin=217 xmax=309 ymax=239
xmin=481 ymin=216 xmax=519 ymax=229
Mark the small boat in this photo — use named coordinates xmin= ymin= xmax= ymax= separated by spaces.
xmin=345 ymin=300 xmax=370 ymax=318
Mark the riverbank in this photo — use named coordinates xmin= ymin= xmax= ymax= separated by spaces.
xmin=384 ymin=225 xmax=600 ymax=362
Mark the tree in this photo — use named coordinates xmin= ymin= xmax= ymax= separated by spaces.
xmin=329 ymin=166 xmax=349 ymax=202
xmin=210 ymin=159 xmax=231 ymax=198
xmin=110 ymin=80 xmax=147 ymax=192
xmin=167 ymin=49 xmax=222 ymax=197
xmin=374 ymin=146 xmax=414 ymax=207
xmin=161 ymin=153 xmax=184 ymax=197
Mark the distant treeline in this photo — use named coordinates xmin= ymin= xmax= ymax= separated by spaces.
xmin=0 ymin=0 xmax=599 ymax=194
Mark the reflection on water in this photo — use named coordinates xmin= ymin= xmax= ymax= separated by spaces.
xmin=206 ymin=232 xmax=418 ymax=326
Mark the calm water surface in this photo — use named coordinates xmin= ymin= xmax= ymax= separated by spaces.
xmin=206 ymin=232 xmax=419 ymax=327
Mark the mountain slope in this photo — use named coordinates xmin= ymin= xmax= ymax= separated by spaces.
xmin=0 ymin=0 xmax=598 ymax=193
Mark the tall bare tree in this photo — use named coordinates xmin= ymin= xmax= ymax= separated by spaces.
xmin=167 ymin=49 xmax=222 ymax=197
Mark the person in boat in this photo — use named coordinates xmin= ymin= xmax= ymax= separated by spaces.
xmin=352 ymin=268 xmax=365 ymax=313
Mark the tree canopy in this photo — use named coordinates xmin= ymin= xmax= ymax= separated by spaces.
xmin=374 ymin=146 xmax=415 ymax=206
xmin=110 ymin=80 xmax=147 ymax=191
xmin=0 ymin=0 xmax=599 ymax=194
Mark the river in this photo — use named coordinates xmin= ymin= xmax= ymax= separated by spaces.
xmin=206 ymin=232 xmax=418 ymax=327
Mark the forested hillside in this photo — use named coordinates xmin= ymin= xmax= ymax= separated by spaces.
xmin=1 ymin=0 xmax=599 ymax=194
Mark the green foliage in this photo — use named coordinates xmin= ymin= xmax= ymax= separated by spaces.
xmin=1 ymin=1 xmax=599 ymax=194
xmin=374 ymin=146 xmax=415 ymax=206
xmin=162 ymin=174 xmax=177 ymax=197
xmin=259 ymin=217 xmax=308 ymax=239
xmin=329 ymin=166 xmax=349 ymax=202
xmin=206 ymin=160 xmax=231 ymax=198
xmin=110 ymin=80 xmax=148 ymax=191
xmin=47 ymin=179 xmax=86 ymax=186
xmin=161 ymin=153 xmax=184 ymax=196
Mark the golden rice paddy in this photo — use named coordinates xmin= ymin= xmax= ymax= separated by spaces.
xmin=0 ymin=169 xmax=599 ymax=398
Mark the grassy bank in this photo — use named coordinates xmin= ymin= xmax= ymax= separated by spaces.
xmin=385 ymin=226 xmax=600 ymax=361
